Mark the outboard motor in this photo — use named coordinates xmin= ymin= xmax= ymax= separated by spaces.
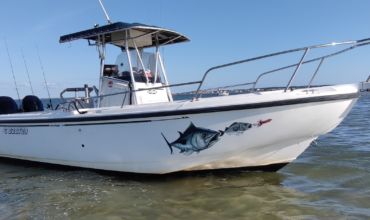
xmin=22 ymin=95 xmax=44 ymax=112
xmin=0 ymin=96 xmax=18 ymax=114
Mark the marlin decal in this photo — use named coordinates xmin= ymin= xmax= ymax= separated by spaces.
xmin=162 ymin=119 xmax=272 ymax=155
xmin=161 ymin=123 xmax=222 ymax=155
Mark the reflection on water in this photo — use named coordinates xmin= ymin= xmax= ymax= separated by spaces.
xmin=1 ymin=94 xmax=370 ymax=219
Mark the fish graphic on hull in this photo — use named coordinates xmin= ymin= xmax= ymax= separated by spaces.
xmin=162 ymin=123 xmax=222 ymax=155
xmin=224 ymin=122 xmax=253 ymax=135
xmin=162 ymin=119 xmax=272 ymax=155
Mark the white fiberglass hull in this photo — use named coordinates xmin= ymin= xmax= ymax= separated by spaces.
xmin=0 ymin=84 xmax=359 ymax=174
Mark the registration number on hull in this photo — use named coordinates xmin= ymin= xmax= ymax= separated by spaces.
xmin=3 ymin=128 xmax=29 ymax=135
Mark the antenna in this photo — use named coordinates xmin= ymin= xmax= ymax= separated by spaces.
xmin=4 ymin=39 xmax=21 ymax=104
xmin=98 ymin=0 xmax=112 ymax=24
xmin=35 ymin=45 xmax=53 ymax=109
xmin=21 ymin=49 xmax=35 ymax=95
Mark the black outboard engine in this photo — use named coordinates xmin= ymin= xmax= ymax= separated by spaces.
xmin=0 ymin=96 xmax=18 ymax=114
xmin=22 ymin=95 xmax=44 ymax=112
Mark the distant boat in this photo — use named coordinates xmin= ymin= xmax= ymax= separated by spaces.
xmin=0 ymin=12 xmax=369 ymax=174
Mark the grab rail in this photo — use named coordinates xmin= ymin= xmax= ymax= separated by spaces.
xmin=56 ymin=80 xmax=202 ymax=113
xmin=193 ymin=38 xmax=370 ymax=99
xmin=60 ymin=85 xmax=98 ymax=100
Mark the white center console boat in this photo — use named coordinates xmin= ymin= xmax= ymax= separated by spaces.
xmin=0 ymin=18 xmax=369 ymax=174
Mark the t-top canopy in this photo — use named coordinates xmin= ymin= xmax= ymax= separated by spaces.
xmin=59 ymin=22 xmax=189 ymax=48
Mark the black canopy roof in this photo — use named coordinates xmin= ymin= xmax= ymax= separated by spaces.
xmin=59 ymin=22 xmax=189 ymax=48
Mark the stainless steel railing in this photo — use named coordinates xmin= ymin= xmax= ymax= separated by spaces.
xmin=193 ymin=38 xmax=370 ymax=99
xmin=56 ymin=80 xmax=202 ymax=112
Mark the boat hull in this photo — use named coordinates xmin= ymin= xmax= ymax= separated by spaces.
xmin=0 ymin=85 xmax=359 ymax=174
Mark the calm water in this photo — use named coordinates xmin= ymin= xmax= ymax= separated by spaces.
xmin=1 ymin=95 xmax=370 ymax=220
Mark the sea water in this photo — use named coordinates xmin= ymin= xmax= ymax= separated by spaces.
xmin=0 ymin=94 xmax=369 ymax=219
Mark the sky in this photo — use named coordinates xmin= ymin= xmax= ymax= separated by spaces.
xmin=1 ymin=0 xmax=370 ymax=98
